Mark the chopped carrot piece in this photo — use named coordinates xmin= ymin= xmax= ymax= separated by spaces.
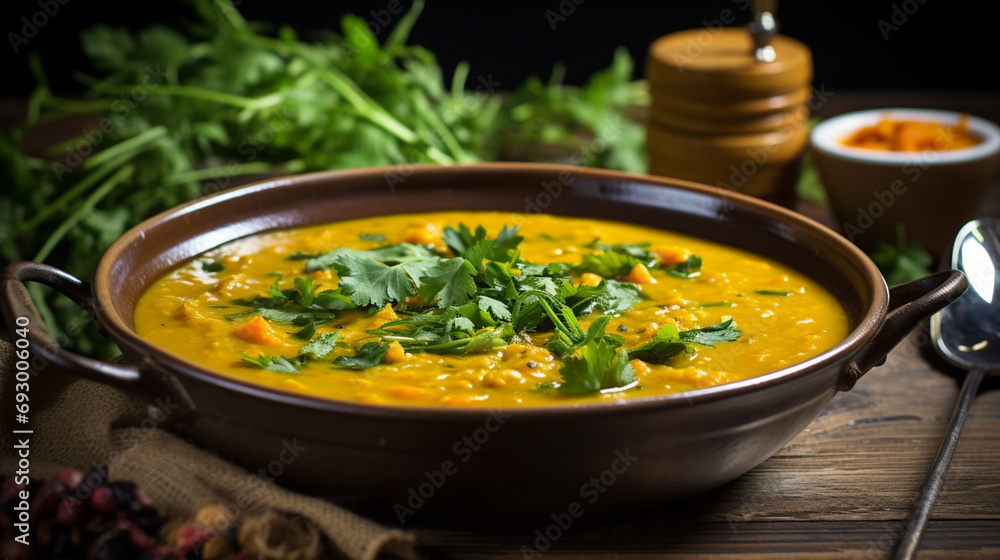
xmin=624 ymin=263 xmax=654 ymax=284
xmin=383 ymin=341 xmax=409 ymax=364
xmin=655 ymin=246 xmax=691 ymax=266
xmin=580 ymin=272 xmax=603 ymax=287
xmin=629 ymin=359 xmax=652 ymax=376
xmin=389 ymin=386 xmax=425 ymax=400
xmin=232 ymin=315 xmax=283 ymax=345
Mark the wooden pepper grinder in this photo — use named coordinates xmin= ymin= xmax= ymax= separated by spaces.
xmin=645 ymin=1 xmax=813 ymax=207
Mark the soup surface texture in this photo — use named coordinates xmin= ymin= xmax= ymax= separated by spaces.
xmin=134 ymin=212 xmax=849 ymax=407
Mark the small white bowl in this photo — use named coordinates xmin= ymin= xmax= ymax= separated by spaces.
xmin=810 ymin=108 xmax=1000 ymax=256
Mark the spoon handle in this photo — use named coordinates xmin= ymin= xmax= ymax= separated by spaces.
xmin=893 ymin=366 xmax=986 ymax=559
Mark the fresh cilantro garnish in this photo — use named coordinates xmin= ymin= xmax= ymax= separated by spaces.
xmin=359 ymin=232 xmax=388 ymax=243
xmin=557 ymin=339 xmax=636 ymax=394
xmin=262 ymin=222 xmax=742 ymax=396
xmin=627 ymin=319 xmax=742 ymax=364
xmin=442 ymin=224 xmax=523 ymax=269
xmin=242 ymin=353 xmax=304 ymax=374
xmin=368 ymin=307 xmax=514 ymax=355
xmin=584 ymin=239 xmax=658 ymax=265
xmin=666 ymin=255 xmax=702 ymax=278
xmin=224 ymin=276 xmax=345 ymax=348
xmin=755 ymin=289 xmax=794 ymax=297
xmin=329 ymin=251 xmax=420 ymax=307
xmin=201 ymin=261 xmax=225 ymax=273
xmin=333 ymin=341 xmax=393 ymax=369
xmin=693 ymin=300 xmax=735 ymax=308
xmin=241 ymin=332 xmax=341 ymax=374
xmin=576 ymin=250 xmax=641 ymax=278
xmin=415 ymin=257 xmax=478 ymax=308
xmin=306 ymin=243 xmax=437 ymax=272
xmin=299 ymin=332 xmax=341 ymax=359
xmin=578 ymin=238 xmax=701 ymax=280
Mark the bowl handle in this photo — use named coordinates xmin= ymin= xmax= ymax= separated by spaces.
xmin=837 ymin=269 xmax=968 ymax=391
xmin=1 ymin=261 xmax=195 ymax=419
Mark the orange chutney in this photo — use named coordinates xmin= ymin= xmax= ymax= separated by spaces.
xmin=841 ymin=115 xmax=981 ymax=151
xmin=133 ymin=212 xmax=850 ymax=407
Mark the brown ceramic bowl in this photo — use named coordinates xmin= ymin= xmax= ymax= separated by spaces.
xmin=1 ymin=163 xmax=966 ymax=525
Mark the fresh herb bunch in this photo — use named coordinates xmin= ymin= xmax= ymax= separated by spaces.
xmin=235 ymin=223 xmax=741 ymax=394
xmin=870 ymin=225 xmax=934 ymax=286
xmin=0 ymin=0 xmax=647 ymax=358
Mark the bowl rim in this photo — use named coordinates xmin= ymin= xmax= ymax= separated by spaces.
xmin=810 ymin=107 xmax=1000 ymax=165
xmin=95 ymin=162 xmax=886 ymax=420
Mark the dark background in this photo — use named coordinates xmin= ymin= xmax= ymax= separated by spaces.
xmin=2 ymin=0 xmax=999 ymax=98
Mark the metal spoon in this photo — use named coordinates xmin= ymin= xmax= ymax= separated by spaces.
xmin=894 ymin=217 xmax=1000 ymax=559
xmin=748 ymin=0 xmax=778 ymax=62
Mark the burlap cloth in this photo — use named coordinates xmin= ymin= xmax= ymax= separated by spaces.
xmin=0 ymin=337 xmax=419 ymax=560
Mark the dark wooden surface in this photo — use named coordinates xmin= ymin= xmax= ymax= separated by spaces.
xmin=4 ymin=90 xmax=999 ymax=559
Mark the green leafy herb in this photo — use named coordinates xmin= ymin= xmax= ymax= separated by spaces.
xmin=870 ymin=226 xmax=933 ymax=286
xmin=666 ymin=255 xmax=702 ymax=278
xmin=557 ymin=340 xmax=636 ymax=394
xmin=359 ymin=232 xmax=387 ymax=243
xmin=333 ymin=341 xmax=393 ymax=369
xmin=201 ymin=261 xmax=225 ymax=273
xmin=415 ymin=257 xmax=478 ymax=308
xmin=3 ymin=0 xmax=646 ymax=359
xmin=299 ymin=332 xmax=341 ymax=359
xmin=242 ymin=353 xmax=303 ymax=374
xmin=627 ymin=319 xmax=742 ymax=364
xmin=241 ymin=331 xmax=342 ymax=373
xmin=754 ymin=289 xmax=794 ymax=297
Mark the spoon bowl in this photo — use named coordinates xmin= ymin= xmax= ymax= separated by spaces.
xmin=932 ymin=218 xmax=1000 ymax=370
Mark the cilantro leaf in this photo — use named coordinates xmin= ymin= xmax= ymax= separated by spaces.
xmin=294 ymin=276 xmax=315 ymax=307
xmin=755 ymin=289 xmax=794 ymax=297
xmin=291 ymin=322 xmax=317 ymax=341
xmin=666 ymin=255 xmax=702 ymax=278
xmin=331 ymin=252 xmax=417 ymax=307
xmin=415 ymin=257 xmax=478 ymax=307
xmin=628 ymin=319 xmax=742 ymax=364
xmin=333 ymin=341 xmax=392 ymax=369
xmin=313 ymin=288 xmax=357 ymax=310
xmin=575 ymin=250 xmax=639 ymax=278
xmin=678 ymin=318 xmax=742 ymax=346
xmin=443 ymin=223 xmax=523 ymax=268
xmin=557 ymin=340 xmax=636 ymax=394
xmin=359 ymin=232 xmax=387 ymax=242
xmin=568 ymin=279 xmax=644 ymax=315
xmin=299 ymin=331 xmax=341 ymax=359
xmin=201 ymin=261 xmax=225 ymax=272
xmin=475 ymin=295 xmax=512 ymax=322
xmin=241 ymin=353 xmax=303 ymax=374
xmin=306 ymin=244 xmax=436 ymax=271
xmin=584 ymin=239 xmax=657 ymax=265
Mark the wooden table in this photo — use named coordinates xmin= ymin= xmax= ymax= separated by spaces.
xmin=408 ymin=92 xmax=1000 ymax=559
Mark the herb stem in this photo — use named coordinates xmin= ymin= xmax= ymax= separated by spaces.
xmin=33 ymin=165 xmax=134 ymax=263
xmin=161 ymin=159 xmax=306 ymax=187
xmin=83 ymin=125 xmax=167 ymax=170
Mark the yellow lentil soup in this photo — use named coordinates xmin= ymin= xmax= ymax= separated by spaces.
xmin=134 ymin=212 xmax=849 ymax=407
